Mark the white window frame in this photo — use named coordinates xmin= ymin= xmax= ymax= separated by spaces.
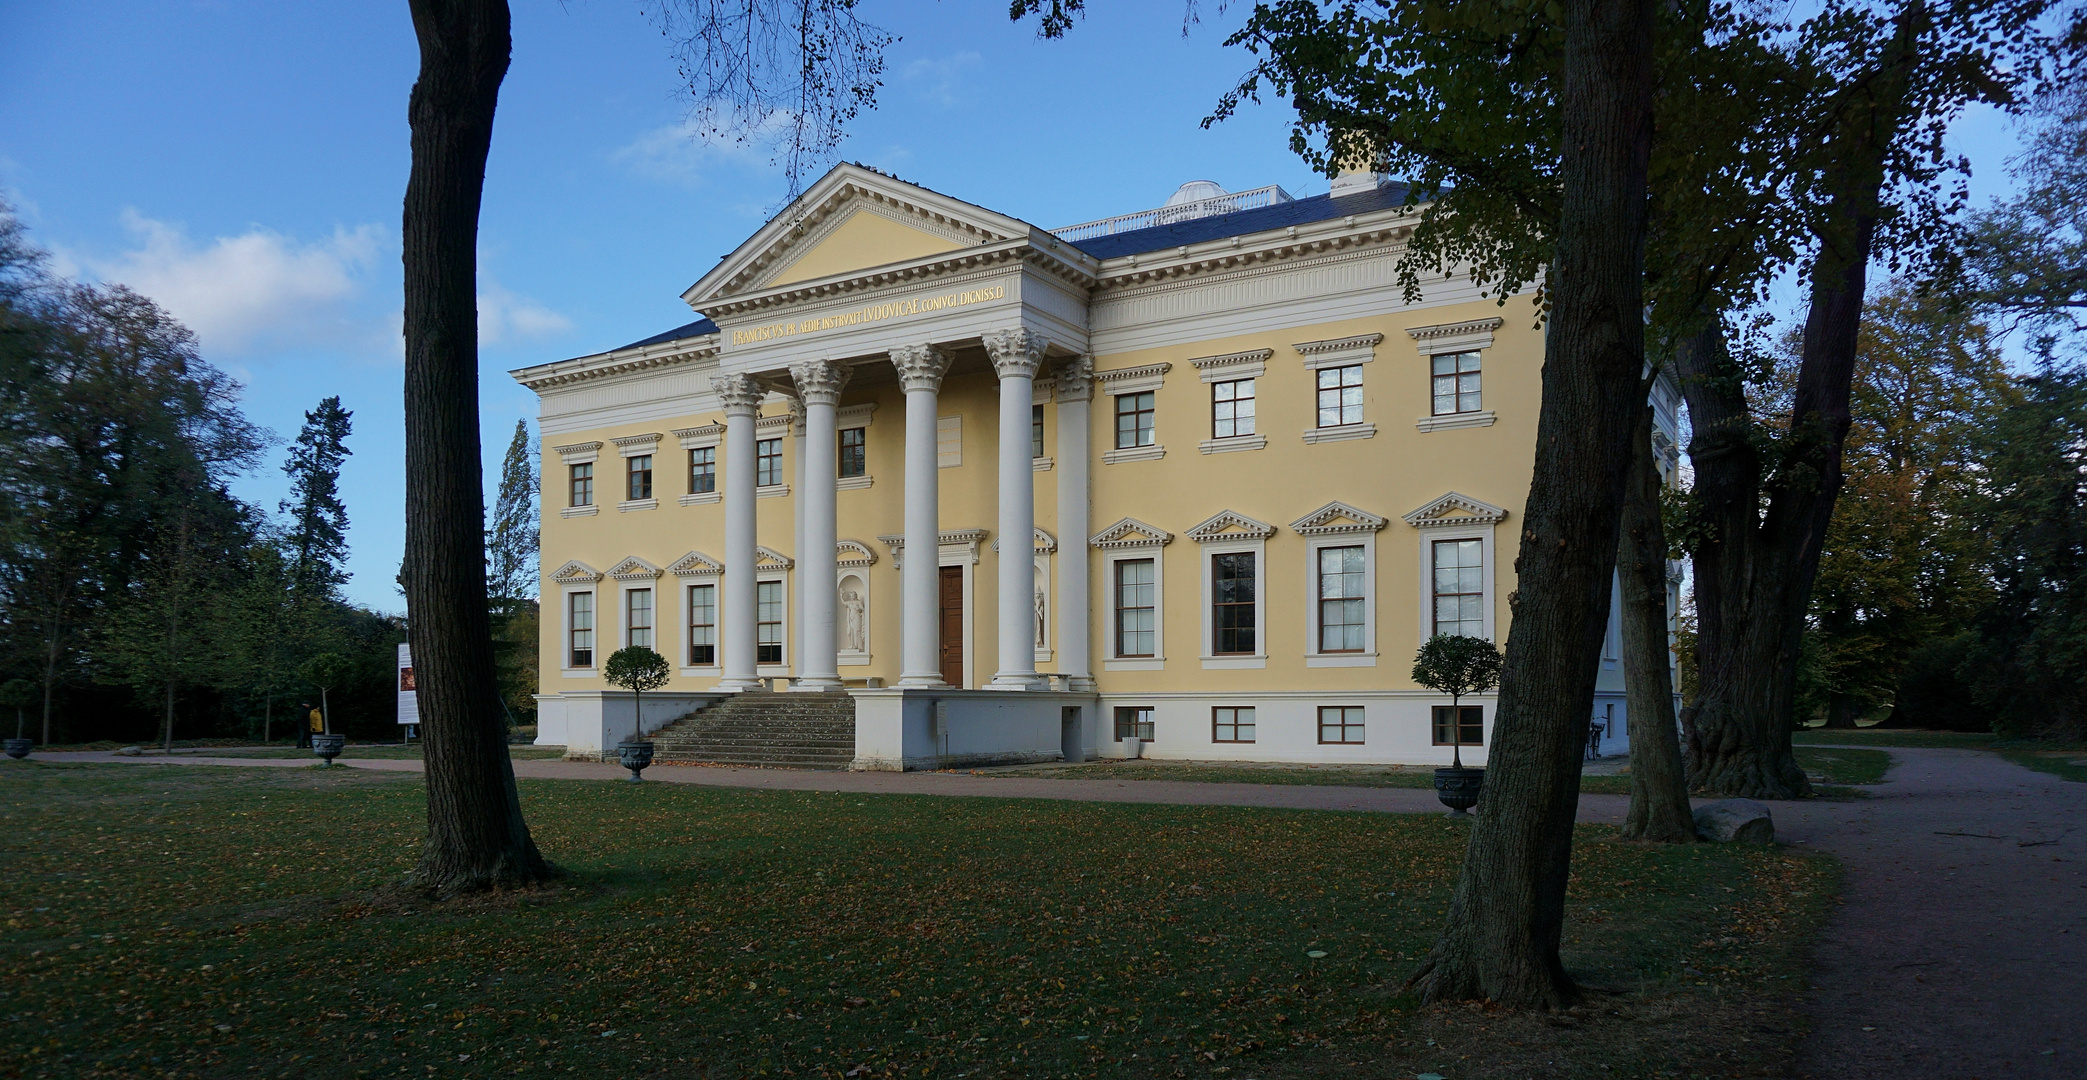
xmin=553 ymin=441 xmax=602 ymax=518
xmin=1407 ymin=318 xmax=1502 ymax=433
xmin=1193 ymin=350 xmax=1269 ymax=454
xmin=1304 ymin=535 xmax=1377 ymax=666
xmin=1416 ymin=525 xmax=1498 ymax=644
xmin=836 ymin=402 xmax=878 ymax=490
xmin=674 ymin=424 xmax=724 ymax=506
xmin=554 ymin=571 xmax=600 ymax=677
xmin=621 ymin=582 xmax=657 ymax=652
xmin=614 ymin=433 xmax=662 ymax=513
xmin=754 ymin=546 xmax=794 ymax=676
xmin=1090 ymin=518 xmax=1172 ymax=671
xmin=1294 ymin=334 xmax=1379 ymax=444
xmin=1186 ymin=511 xmax=1273 ymax=670
xmin=1096 ymin=363 xmax=1170 ymax=464
xmin=681 ymin=579 xmax=720 ymax=672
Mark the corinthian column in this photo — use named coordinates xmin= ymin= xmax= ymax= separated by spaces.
xmin=712 ymin=372 xmax=765 ymax=690
xmin=891 ymin=344 xmax=951 ymax=687
xmin=1054 ymin=355 xmax=1096 ymax=692
xmin=790 ymin=360 xmax=848 ymax=691
xmin=984 ymin=328 xmax=1046 ymax=690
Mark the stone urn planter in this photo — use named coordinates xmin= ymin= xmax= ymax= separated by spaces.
xmin=311 ymin=734 xmax=346 ymax=767
xmin=1433 ymin=766 xmax=1484 ymax=816
xmin=4 ymin=738 xmax=31 ymax=760
xmin=617 ymin=740 xmax=656 ymax=782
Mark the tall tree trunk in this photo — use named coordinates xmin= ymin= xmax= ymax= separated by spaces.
xmin=1823 ymin=689 xmax=1862 ymax=728
xmin=1406 ymin=0 xmax=1655 ymax=1009
xmin=1678 ymin=8 xmax=1920 ymax=798
xmin=1618 ymin=402 xmax=1695 ymax=842
xmin=401 ymin=0 xmax=555 ymax=895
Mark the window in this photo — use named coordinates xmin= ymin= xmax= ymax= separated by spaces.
xmin=627 ymin=455 xmax=653 ymax=501
xmin=756 ymin=580 xmax=784 ymax=665
xmin=1115 ymin=391 xmax=1155 ymax=449
xmin=755 ymin=438 xmax=783 ymax=487
xmin=569 ymin=463 xmax=593 ymax=507
xmin=1212 ymin=377 xmax=1255 ymax=438
xmin=1432 ymin=352 xmax=1482 ymax=416
xmin=567 ymin=591 xmax=594 ymax=667
xmin=839 ymin=428 xmax=867 ymax=478
xmin=1317 ymin=545 xmax=1366 ymax=652
xmin=1211 ymin=552 xmax=1256 ymax=655
xmin=687 ymin=583 xmax=716 ymax=666
xmin=626 ymin=588 xmax=653 ymax=650
xmin=1316 ymin=365 xmax=1364 ymax=427
xmin=1032 ymin=404 xmax=1046 ymax=459
xmin=1114 ymin=706 xmax=1154 ymax=742
xmin=1114 ymin=558 xmax=1156 ymax=657
xmin=1432 ymin=539 xmax=1486 ymax=638
xmin=1319 ymin=705 xmax=1365 ymax=745
xmin=1213 ymin=706 xmax=1255 ymax=743
xmin=1433 ymin=705 xmax=1484 ymax=746
xmin=688 ymin=447 xmax=716 ymax=494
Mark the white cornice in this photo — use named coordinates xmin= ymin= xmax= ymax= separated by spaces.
xmin=695 ymin=239 xmax=1097 ymax=324
xmin=606 ymin=556 xmax=663 ymax=581
xmin=1089 ymin=517 xmax=1174 ymax=550
xmin=1185 ymin=510 xmax=1276 ymax=542
xmin=510 ymin=335 xmax=719 ymax=393
xmin=1289 ymin=501 xmax=1389 ymax=537
xmin=1403 ymin=492 xmax=1510 ymax=527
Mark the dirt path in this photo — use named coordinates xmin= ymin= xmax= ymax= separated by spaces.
xmin=1776 ymin=747 xmax=2086 ymax=1079
xmin=25 ymin=744 xmax=2085 ymax=1076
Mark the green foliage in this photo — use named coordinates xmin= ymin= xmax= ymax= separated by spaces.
xmin=1889 ymin=634 xmax=1986 ymax=731
xmin=1411 ymin=632 xmax=1504 ymax=701
xmin=486 ymin=419 xmax=538 ymax=607
xmin=1957 ymin=360 xmax=2087 ymax=741
xmin=1962 ymin=82 xmax=2087 ymax=334
xmin=280 ymin=396 xmax=353 ymax=596
xmin=603 ymin=646 xmax=670 ymax=696
xmin=299 ymin=652 xmax=352 ymax=692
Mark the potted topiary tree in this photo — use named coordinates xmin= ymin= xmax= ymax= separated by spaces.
xmin=1412 ymin=632 xmax=1504 ymax=816
xmin=299 ymin=653 xmax=351 ymax=767
xmin=604 ymin=646 xmax=670 ymax=782
xmin=2 ymin=678 xmax=35 ymax=759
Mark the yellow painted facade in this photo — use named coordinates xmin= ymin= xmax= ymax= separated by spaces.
xmin=517 ymin=165 xmax=1659 ymax=765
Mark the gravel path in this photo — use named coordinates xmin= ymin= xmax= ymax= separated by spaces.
xmin=27 ymin=743 xmax=2086 ymax=1076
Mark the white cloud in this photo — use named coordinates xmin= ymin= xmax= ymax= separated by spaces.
xmin=902 ymin=52 xmax=981 ymax=108
xmin=476 ymin=274 xmax=572 ymax=345
xmin=83 ymin=210 xmax=383 ymax=354
xmin=613 ymin=109 xmax=798 ymax=187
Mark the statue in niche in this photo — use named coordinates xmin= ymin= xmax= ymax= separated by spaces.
xmin=840 ymin=582 xmax=866 ymax=654
xmin=1034 ymin=583 xmax=1048 ymax=648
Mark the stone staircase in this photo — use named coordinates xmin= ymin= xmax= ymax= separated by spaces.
xmin=647 ymin=689 xmax=856 ymax=769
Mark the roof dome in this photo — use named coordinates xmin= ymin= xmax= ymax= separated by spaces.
xmin=1163 ymin=180 xmax=1229 ymax=207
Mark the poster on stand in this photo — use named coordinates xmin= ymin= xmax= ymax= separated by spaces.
xmin=396 ymin=643 xmax=418 ymax=734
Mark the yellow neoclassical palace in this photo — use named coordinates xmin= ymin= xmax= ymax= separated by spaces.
xmin=514 ymin=164 xmax=1677 ymax=768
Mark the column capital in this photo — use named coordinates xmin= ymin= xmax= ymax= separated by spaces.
xmin=1052 ymin=354 xmax=1095 ymax=402
xmin=983 ymin=328 xmax=1047 ymax=380
xmin=789 ymin=360 xmax=851 ymax=407
xmin=890 ymin=344 xmax=950 ymax=393
xmin=711 ymin=372 xmax=764 ymax=417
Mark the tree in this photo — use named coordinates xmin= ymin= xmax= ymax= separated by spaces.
xmin=1808 ymin=283 xmax=2010 ymax=726
xmin=1963 ymin=82 xmax=2087 ymax=331
xmin=1956 ymin=360 xmax=2087 ymax=741
xmin=1411 ymin=633 xmax=1503 ymax=769
xmin=399 ymin=0 xmax=556 ymax=895
xmin=486 ymin=419 xmax=537 ymax=608
xmin=1617 ymin=402 xmax=1693 ymax=841
xmin=299 ymin=652 xmax=351 ymax=736
xmin=603 ymin=646 xmax=670 ymax=742
xmin=1673 ymin=0 xmax=2057 ymax=797
xmin=281 ymin=397 xmax=354 ymax=596
xmin=1 ymin=678 xmax=34 ymax=742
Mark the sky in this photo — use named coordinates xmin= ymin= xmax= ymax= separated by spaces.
xmin=0 ymin=0 xmax=2038 ymax=610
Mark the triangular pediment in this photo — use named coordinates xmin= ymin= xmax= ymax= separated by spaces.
xmin=684 ymin=163 xmax=1036 ymax=304
xmin=755 ymin=546 xmax=795 ymax=570
xmin=1185 ymin=510 xmax=1276 ymax=542
xmin=667 ymin=550 xmax=725 ymax=576
xmin=1089 ymin=517 xmax=1173 ymax=549
xmin=606 ymin=556 xmax=663 ymax=581
xmin=1402 ymin=492 xmax=1509 ymax=528
xmin=1289 ymin=501 xmax=1389 ymax=537
xmin=549 ymin=559 xmax=602 ymax=584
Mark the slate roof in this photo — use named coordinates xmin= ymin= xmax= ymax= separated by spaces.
xmin=614 ymin=317 xmax=718 ymax=352
xmin=1065 ymin=182 xmax=1415 ymax=260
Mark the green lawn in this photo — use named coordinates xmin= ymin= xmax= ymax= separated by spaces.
xmin=1 ymin=763 xmax=1834 ymax=1080
xmin=1794 ymin=728 xmax=2087 ymax=783
xmin=190 ymin=744 xmax=568 ymax=762
xmin=998 ymin=759 xmax=1639 ymax=795
xmin=1793 ymin=746 xmax=1892 ymax=785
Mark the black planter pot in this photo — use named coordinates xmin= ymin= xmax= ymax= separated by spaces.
xmin=1433 ymin=766 xmax=1484 ymax=816
xmin=4 ymin=738 xmax=31 ymax=760
xmin=312 ymin=734 xmax=346 ymax=767
xmin=617 ymin=740 xmax=656 ymax=782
